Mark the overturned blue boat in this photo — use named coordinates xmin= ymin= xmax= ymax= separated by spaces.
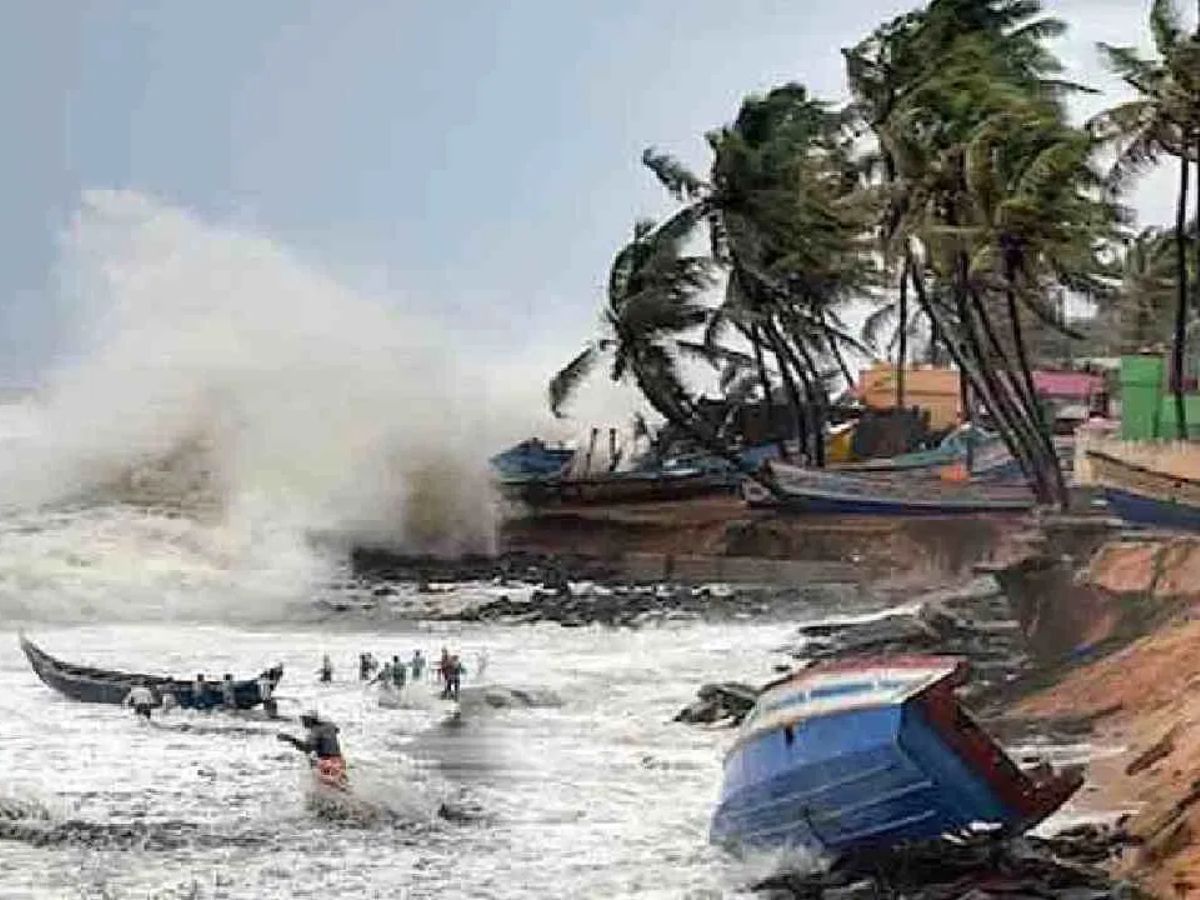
xmin=711 ymin=657 xmax=1081 ymax=857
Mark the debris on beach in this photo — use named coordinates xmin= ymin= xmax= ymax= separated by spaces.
xmin=752 ymin=827 xmax=1140 ymax=899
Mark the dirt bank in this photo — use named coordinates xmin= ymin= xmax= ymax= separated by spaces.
xmin=1012 ymin=536 xmax=1200 ymax=898
xmin=501 ymin=497 xmax=1035 ymax=587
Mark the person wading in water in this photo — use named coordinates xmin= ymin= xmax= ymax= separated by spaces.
xmin=123 ymin=679 xmax=156 ymax=720
xmin=277 ymin=710 xmax=347 ymax=788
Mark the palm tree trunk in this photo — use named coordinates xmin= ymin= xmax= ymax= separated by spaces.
xmin=627 ymin=359 xmax=785 ymax=497
xmin=770 ymin=341 xmax=807 ymax=464
xmin=793 ymin=339 xmax=828 ymax=468
xmin=1173 ymin=153 xmax=1190 ymax=439
xmin=749 ymin=323 xmax=787 ymax=459
xmin=963 ymin=277 xmax=1058 ymax=504
xmin=896 ymin=259 xmax=910 ymax=409
xmin=909 ymin=253 xmax=1046 ymax=501
xmin=763 ymin=319 xmax=820 ymax=466
xmin=1002 ymin=261 xmax=1067 ymax=506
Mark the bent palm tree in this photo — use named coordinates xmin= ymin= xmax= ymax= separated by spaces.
xmin=1093 ymin=0 xmax=1200 ymax=437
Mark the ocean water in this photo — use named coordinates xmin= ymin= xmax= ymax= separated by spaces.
xmin=0 ymin=618 xmax=799 ymax=899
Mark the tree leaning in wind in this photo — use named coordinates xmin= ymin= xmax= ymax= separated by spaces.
xmin=550 ymin=85 xmax=874 ymax=471
xmin=847 ymin=0 xmax=1112 ymax=506
xmin=1093 ymin=0 xmax=1200 ymax=439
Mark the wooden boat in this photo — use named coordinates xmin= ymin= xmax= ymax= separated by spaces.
xmin=19 ymin=635 xmax=283 ymax=711
xmin=742 ymin=460 xmax=1033 ymax=515
xmin=711 ymin=656 xmax=1081 ymax=856
xmin=489 ymin=439 xmax=575 ymax=480
xmin=1087 ymin=451 xmax=1200 ymax=532
xmin=500 ymin=468 xmax=734 ymax=505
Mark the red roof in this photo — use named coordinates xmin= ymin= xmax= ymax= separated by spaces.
xmin=1032 ymin=370 xmax=1105 ymax=399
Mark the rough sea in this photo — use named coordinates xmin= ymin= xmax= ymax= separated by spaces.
xmin=1 ymin=603 xmax=801 ymax=899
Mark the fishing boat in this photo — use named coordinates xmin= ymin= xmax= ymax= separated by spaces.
xmin=500 ymin=467 xmax=735 ymax=505
xmin=19 ymin=635 xmax=282 ymax=711
xmin=489 ymin=439 xmax=575 ymax=480
xmin=742 ymin=460 xmax=1034 ymax=515
xmin=710 ymin=656 xmax=1081 ymax=857
xmin=1087 ymin=450 xmax=1200 ymax=532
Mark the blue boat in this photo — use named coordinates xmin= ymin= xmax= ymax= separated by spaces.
xmin=711 ymin=657 xmax=1080 ymax=857
xmin=742 ymin=461 xmax=1034 ymax=516
xmin=490 ymin=439 xmax=575 ymax=480
xmin=1088 ymin=451 xmax=1200 ymax=532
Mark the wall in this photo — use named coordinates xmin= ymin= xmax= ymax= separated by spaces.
xmin=857 ymin=364 xmax=961 ymax=430
xmin=1075 ymin=433 xmax=1200 ymax=483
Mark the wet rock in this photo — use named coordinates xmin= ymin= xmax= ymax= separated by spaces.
xmin=675 ymin=682 xmax=759 ymax=726
xmin=753 ymin=831 xmax=1137 ymax=899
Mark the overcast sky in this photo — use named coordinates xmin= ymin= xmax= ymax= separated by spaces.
xmin=0 ymin=1 xmax=1180 ymax=386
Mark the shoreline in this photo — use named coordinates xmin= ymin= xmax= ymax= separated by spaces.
xmin=347 ymin=504 xmax=1200 ymax=897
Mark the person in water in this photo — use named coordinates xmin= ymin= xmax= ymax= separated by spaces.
xmin=220 ymin=673 xmax=237 ymax=709
xmin=124 ymin=679 xmax=156 ymax=720
xmin=375 ymin=659 xmax=393 ymax=687
xmin=257 ymin=671 xmax=278 ymax=718
xmin=191 ymin=674 xmax=209 ymax=710
xmin=442 ymin=655 xmax=463 ymax=700
xmin=319 ymin=655 xmax=333 ymax=683
xmin=411 ymin=650 xmax=425 ymax=681
xmin=277 ymin=710 xmax=346 ymax=787
xmin=359 ymin=653 xmax=379 ymax=682
xmin=437 ymin=647 xmax=451 ymax=685
xmin=391 ymin=656 xmax=406 ymax=690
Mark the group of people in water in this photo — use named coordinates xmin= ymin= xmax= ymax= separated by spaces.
xmin=121 ymin=665 xmax=282 ymax=719
xmin=117 ymin=646 xmax=488 ymax=797
xmin=316 ymin=646 xmax=483 ymax=701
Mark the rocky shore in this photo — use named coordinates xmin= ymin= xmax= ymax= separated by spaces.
xmin=345 ymin=520 xmax=1200 ymax=898
xmin=332 ymin=547 xmax=867 ymax=627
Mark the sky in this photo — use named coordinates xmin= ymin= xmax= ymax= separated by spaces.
xmin=0 ymin=1 xmax=1180 ymax=390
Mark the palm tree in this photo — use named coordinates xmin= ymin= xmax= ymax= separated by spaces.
xmin=640 ymin=84 xmax=877 ymax=466
xmin=1096 ymin=228 xmax=1179 ymax=352
xmin=548 ymin=214 xmax=710 ymax=427
xmin=1093 ymin=0 xmax=1200 ymax=438
xmin=548 ymin=215 xmax=782 ymax=487
xmin=846 ymin=1 xmax=1086 ymax=505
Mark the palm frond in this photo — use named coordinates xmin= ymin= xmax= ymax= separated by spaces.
xmin=642 ymin=148 xmax=706 ymax=201
xmin=548 ymin=344 xmax=603 ymax=417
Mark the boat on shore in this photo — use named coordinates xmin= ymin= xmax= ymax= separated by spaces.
xmin=710 ymin=656 xmax=1081 ymax=857
xmin=19 ymin=635 xmax=283 ymax=711
xmin=742 ymin=460 xmax=1034 ymax=515
xmin=1087 ymin=451 xmax=1200 ymax=532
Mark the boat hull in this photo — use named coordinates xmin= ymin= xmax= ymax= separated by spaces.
xmin=743 ymin=462 xmax=1033 ymax=516
xmin=1088 ymin=451 xmax=1200 ymax=532
xmin=1101 ymin=486 xmax=1200 ymax=532
xmin=19 ymin=636 xmax=281 ymax=711
xmin=711 ymin=657 xmax=1079 ymax=858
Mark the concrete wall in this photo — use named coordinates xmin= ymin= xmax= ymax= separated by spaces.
xmin=1075 ymin=433 xmax=1200 ymax=484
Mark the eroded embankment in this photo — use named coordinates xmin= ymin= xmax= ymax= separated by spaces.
xmin=500 ymin=497 xmax=1036 ymax=588
xmin=1011 ymin=536 xmax=1200 ymax=898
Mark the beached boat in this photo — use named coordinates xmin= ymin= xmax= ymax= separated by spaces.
xmin=489 ymin=439 xmax=575 ymax=480
xmin=19 ymin=635 xmax=283 ymax=711
xmin=711 ymin=656 xmax=1081 ymax=856
xmin=1087 ymin=451 xmax=1200 ymax=532
xmin=742 ymin=460 xmax=1034 ymax=515
xmin=500 ymin=468 xmax=734 ymax=505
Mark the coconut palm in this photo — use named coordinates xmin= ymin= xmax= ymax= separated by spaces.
xmin=1093 ymin=0 xmax=1200 ymax=437
xmin=642 ymin=84 xmax=877 ymax=465
xmin=548 ymin=214 xmax=711 ymax=426
xmin=846 ymin=0 xmax=1086 ymax=505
